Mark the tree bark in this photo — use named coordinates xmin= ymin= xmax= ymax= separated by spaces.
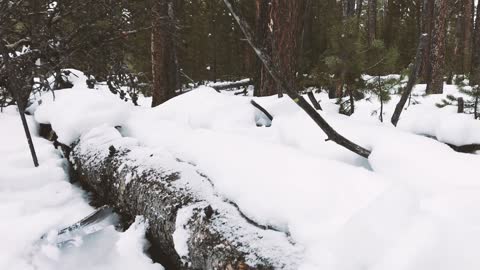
xmin=463 ymin=0 xmax=474 ymax=73
xmin=270 ymin=0 xmax=305 ymax=98
xmin=254 ymin=0 xmax=275 ymax=97
xmin=426 ymin=0 xmax=448 ymax=94
xmin=223 ymin=0 xmax=372 ymax=159
xmin=421 ymin=0 xmax=435 ymax=83
xmin=151 ymin=0 xmax=178 ymax=107
xmin=367 ymin=0 xmax=377 ymax=46
xmin=471 ymin=2 xmax=480 ymax=84
xmin=57 ymin=126 xmax=301 ymax=270
xmin=391 ymin=34 xmax=428 ymax=126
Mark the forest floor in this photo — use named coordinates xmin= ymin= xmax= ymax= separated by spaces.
xmin=2 ymin=69 xmax=480 ymax=270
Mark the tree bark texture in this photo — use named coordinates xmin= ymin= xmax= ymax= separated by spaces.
xmin=463 ymin=0 xmax=474 ymax=73
xmin=472 ymin=2 xmax=480 ymax=84
xmin=426 ymin=0 xmax=448 ymax=94
xmin=151 ymin=0 xmax=178 ymax=107
xmin=61 ymin=126 xmax=301 ymax=270
xmin=367 ymin=0 xmax=377 ymax=46
xmin=421 ymin=0 xmax=434 ymax=83
xmin=254 ymin=0 xmax=275 ymax=97
xmin=270 ymin=0 xmax=305 ymax=98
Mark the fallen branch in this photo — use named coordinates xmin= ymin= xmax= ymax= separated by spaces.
xmin=251 ymin=100 xmax=273 ymax=121
xmin=210 ymin=79 xmax=252 ymax=91
xmin=223 ymin=0 xmax=371 ymax=158
xmin=391 ymin=34 xmax=428 ymax=126
xmin=307 ymin=90 xmax=322 ymax=110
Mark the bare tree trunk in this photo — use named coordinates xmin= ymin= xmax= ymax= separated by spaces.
xmin=367 ymin=0 xmax=377 ymax=46
xmin=421 ymin=0 xmax=434 ymax=83
xmin=426 ymin=0 xmax=448 ymax=94
xmin=471 ymin=2 xmax=480 ymax=84
xmin=18 ymin=107 xmax=39 ymax=167
xmin=254 ymin=0 xmax=275 ymax=97
xmin=223 ymin=0 xmax=372 ymax=159
xmin=270 ymin=0 xmax=305 ymax=98
xmin=392 ymin=34 xmax=428 ymax=126
xmin=151 ymin=0 xmax=178 ymax=107
xmin=463 ymin=0 xmax=474 ymax=73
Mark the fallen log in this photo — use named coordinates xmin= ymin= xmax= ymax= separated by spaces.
xmin=44 ymin=125 xmax=301 ymax=270
xmin=210 ymin=79 xmax=252 ymax=91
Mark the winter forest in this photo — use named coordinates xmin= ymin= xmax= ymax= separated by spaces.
xmin=1 ymin=0 xmax=480 ymax=269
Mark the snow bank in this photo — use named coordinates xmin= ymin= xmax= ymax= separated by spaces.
xmin=32 ymin=76 xmax=480 ymax=270
xmin=0 ymin=106 xmax=162 ymax=270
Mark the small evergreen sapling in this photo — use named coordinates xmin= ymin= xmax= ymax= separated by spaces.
xmin=458 ymin=77 xmax=480 ymax=119
xmin=365 ymin=76 xmax=402 ymax=122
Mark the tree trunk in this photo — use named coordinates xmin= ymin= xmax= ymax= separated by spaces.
xmin=463 ymin=0 xmax=474 ymax=73
xmin=391 ymin=34 xmax=428 ymax=126
xmin=421 ymin=0 xmax=435 ymax=83
xmin=471 ymin=2 xmax=480 ymax=84
xmin=426 ymin=0 xmax=448 ymax=94
xmin=270 ymin=0 xmax=305 ymax=98
xmin=223 ymin=0 xmax=372 ymax=159
xmin=254 ymin=0 xmax=275 ymax=97
xmin=56 ymin=126 xmax=300 ymax=270
xmin=367 ymin=0 xmax=377 ymax=46
xmin=151 ymin=0 xmax=178 ymax=107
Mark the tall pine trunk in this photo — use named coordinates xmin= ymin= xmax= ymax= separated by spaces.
xmin=270 ymin=0 xmax=305 ymax=97
xmin=421 ymin=0 xmax=434 ymax=83
xmin=426 ymin=0 xmax=448 ymax=94
xmin=367 ymin=0 xmax=377 ymax=46
xmin=463 ymin=0 xmax=474 ymax=73
xmin=254 ymin=0 xmax=275 ymax=97
xmin=151 ymin=0 xmax=178 ymax=107
xmin=471 ymin=1 xmax=480 ymax=84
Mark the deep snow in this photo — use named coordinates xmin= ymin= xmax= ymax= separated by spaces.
xmin=22 ymin=69 xmax=480 ymax=269
xmin=0 ymin=105 xmax=163 ymax=270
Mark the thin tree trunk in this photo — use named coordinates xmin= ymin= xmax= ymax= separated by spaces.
xmin=471 ymin=2 xmax=480 ymax=84
xmin=367 ymin=0 xmax=377 ymax=46
xmin=18 ymin=107 xmax=39 ymax=167
xmin=392 ymin=34 xmax=428 ymax=126
xmin=151 ymin=0 xmax=178 ymax=107
xmin=223 ymin=0 xmax=372 ymax=159
xmin=463 ymin=0 xmax=474 ymax=73
xmin=426 ymin=0 xmax=448 ymax=94
xmin=421 ymin=0 xmax=434 ymax=83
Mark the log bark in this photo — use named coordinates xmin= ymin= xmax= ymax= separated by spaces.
xmin=463 ymin=0 xmax=474 ymax=73
xmin=391 ymin=34 xmax=428 ymax=126
xmin=55 ymin=126 xmax=300 ymax=270
xmin=223 ymin=0 xmax=372 ymax=159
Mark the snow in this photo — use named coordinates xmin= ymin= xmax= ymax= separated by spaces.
xmin=0 ymin=105 xmax=162 ymax=270
xmin=28 ymin=71 xmax=480 ymax=269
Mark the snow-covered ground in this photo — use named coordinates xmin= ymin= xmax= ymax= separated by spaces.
xmin=0 ymin=105 xmax=162 ymax=270
xmin=5 ymin=69 xmax=480 ymax=270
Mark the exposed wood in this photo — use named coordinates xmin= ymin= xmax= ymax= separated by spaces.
xmin=391 ymin=34 xmax=428 ymax=126
xmin=223 ymin=0 xmax=372 ymax=159
xmin=463 ymin=0 xmax=474 ymax=73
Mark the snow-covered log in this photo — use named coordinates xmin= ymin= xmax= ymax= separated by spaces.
xmin=43 ymin=124 xmax=301 ymax=270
